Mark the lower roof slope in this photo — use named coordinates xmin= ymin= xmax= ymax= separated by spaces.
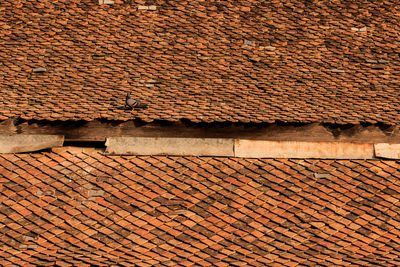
xmin=1 ymin=0 xmax=400 ymax=123
xmin=1 ymin=148 xmax=400 ymax=265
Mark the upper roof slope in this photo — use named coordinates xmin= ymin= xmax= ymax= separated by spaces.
xmin=1 ymin=148 xmax=400 ymax=265
xmin=1 ymin=0 xmax=400 ymax=123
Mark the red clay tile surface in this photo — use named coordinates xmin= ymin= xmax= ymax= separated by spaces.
xmin=1 ymin=0 xmax=400 ymax=123
xmin=1 ymin=148 xmax=400 ymax=265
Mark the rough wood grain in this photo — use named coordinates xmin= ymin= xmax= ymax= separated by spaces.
xmin=235 ymin=140 xmax=374 ymax=159
xmin=374 ymin=143 xmax=400 ymax=159
xmin=105 ymin=137 xmax=234 ymax=156
xmin=0 ymin=119 xmax=399 ymax=143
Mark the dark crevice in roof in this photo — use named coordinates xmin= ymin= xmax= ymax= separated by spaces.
xmin=4 ymin=117 xmax=396 ymax=129
xmin=1 ymin=118 xmax=399 ymax=144
xmin=63 ymin=140 xmax=106 ymax=149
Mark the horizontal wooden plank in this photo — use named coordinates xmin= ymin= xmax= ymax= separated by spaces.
xmin=0 ymin=119 xmax=399 ymax=144
xmin=235 ymin=140 xmax=374 ymax=159
xmin=105 ymin=137 xmax=234 ymax=156
xmin=0 ymin=134 xmax=64 ymax=153
xmin=375 ymin=143 xmax=400 ymax=159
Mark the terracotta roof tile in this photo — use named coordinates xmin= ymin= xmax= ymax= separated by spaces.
xmin=1 ymin=0 xmax=400 ymax=123
xmin=1 ymin=149 xmax=400 ymax=264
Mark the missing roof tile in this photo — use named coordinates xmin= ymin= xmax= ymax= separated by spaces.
xmin=88 ymin=189 xmax=105 ymax=197
xmin=260 ymin=46 xmax=276 ymax=51
xmin=28 ymin=99 xmax=43 ymax=105
xmin=366 ymin=59 xmax=389 ymax=64
xmin=314 ymin=173 xmax=331 ymax=179
xmin=351 ymin=27 xmax=367 ymax=32
xmin=244 ymin=39 xmax=255 ymax=45
xmin=19 ymin=244 xmax=38 ymax=250
xmin=36 ymin=190 xmax=54 ymax=196
xmin=99 ymin=0 xmax=114 ymax=4
xmin=330 ymin=69 xmax=345 ymax=73
xmin=138 ymin=5 xmax=157 ymax=10
xmin=371 ymin=65 xmax=385 ymax=70
xmin=32 ymin=67 xmax=47 ymax=73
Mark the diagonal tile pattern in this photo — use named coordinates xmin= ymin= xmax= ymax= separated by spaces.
xmin=1 ymin=0 xmax=400 ymax=123
xmin=1 ymin=148 xmax=400 ymax=265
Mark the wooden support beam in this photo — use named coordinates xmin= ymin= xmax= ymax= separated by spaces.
xmin=0 ymin=134 xmax=64 ymax=153
xmin=105 ymin=137 xmax=375 ymax=158
xmin=105 ymin=137 xmax=234 ymax=156
xmin=235 ymin=140 xmax=374 ymax=159
xmin=374 ymin=143 xmax=400 ymax=159
xmin=0 ymin=119 xmax=399 ymax=144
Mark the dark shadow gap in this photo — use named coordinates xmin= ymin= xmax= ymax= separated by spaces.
xmin=63 ymin=140 xmax=106 ymax=149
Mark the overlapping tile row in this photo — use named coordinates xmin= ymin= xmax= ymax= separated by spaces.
xmin=1 ymin=149 xmax=400 ymax=265
xmin=1 ymin=0 xmax=400 ymax=123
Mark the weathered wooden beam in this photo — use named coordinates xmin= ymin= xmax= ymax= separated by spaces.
xmin=235 ymin=140 xmax=374 ymax=159
xmin=0 ymin=119 xmax=17 ymax=134
xmin=105 ymin=137 xmax=234 ymax=156
xmin=105 ymin=137 xmax=376 ymax=158
xmin=0 ymin=119 xmax=399 ymax=144
xmin=0 ymin=134 xmax=64 ymax=153
xmin=374 ymin=143 xmax=400 ymax=159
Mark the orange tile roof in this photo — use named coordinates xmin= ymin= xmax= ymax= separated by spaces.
xmin=1 ymin=148 xmax=400 ymax=265
xmin=1 ymin=0 xmax=400 ymax=123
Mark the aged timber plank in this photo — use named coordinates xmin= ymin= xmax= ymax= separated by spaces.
xmin=0 ymin=135 xmax=64 ymax=153
xmin=374 ymin=143 xmax=400 ymax=159
xmin=235 ymin=140 xmax=374 ymax=159
xmin=105 ymin=137 xmax=234 ymax=156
